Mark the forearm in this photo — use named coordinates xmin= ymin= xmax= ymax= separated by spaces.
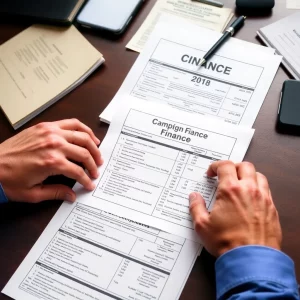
xmin=216 ymin=246 xmax=299 ymax=300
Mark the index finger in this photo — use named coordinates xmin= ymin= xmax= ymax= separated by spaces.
xmin=56 ymin=119 xmax=100 ymax=145
xmin=207 ymin=160 xmax=238 ymax=182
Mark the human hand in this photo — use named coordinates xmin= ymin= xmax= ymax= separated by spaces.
xmin=0 ymin=119 xmax=103 ymax=203
xmin=189 ymin=161 xmax=282 ymax=257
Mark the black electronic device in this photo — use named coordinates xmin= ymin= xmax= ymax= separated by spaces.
xmin=0 ymin=0 xmax=86 ymax=24
xmin=236 ymin=0 xmax=275 ymax=11
xmin=77 ymin=0 xmax=144 ymax=35
xmin=277 ymin=80 xmax=300 ymax=134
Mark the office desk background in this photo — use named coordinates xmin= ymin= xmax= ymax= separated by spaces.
xmin=0 ymin=0 xmax=298 ymax=299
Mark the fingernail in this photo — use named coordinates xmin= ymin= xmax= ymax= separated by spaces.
xmin=100 ymin=158 xmax=104 ymax=165
xmin=64 ymin=193 xmax=75 ymax=202
xmin=96 ymin=138 xmax=100 ymax=145
xmin=189 ymin=193 xmax=197 ymax=204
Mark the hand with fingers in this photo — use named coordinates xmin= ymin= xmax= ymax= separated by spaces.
xmin=189 ymin=160 xmax=282 ymax=257
xmin=0 ymin=119 xmax=103 ymax=203
xmin=188 ymin=161 xmax=299 ymax=299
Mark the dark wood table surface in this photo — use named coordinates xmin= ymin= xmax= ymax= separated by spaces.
xmin=0 ymin=0 xmax=299 ymax=299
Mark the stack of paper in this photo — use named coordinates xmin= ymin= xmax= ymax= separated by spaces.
xmin=3 ymin=99 xmax=254 ymax=300
xmin=257 ymin=12 xmax=300 ymax=80
xmin=126 ymin=0 xmax=234 ymax=53
xmin=0 ymin=25 xmax=104 ymax=129
xmin=102 ymin=16 xmax=281 ymax=127
xmin=2 ymin=14 xmax=283 ymax=300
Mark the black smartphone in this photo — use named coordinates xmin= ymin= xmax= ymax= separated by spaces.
xmin=277 ymin=80 xmax=300 ymax=133
xmin=76 ymin=0 xmax=144 ymax=35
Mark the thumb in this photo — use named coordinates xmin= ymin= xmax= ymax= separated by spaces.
xmin=189 ymin=192 xmax=209 ymax=233
xmin=30 ymin=185 xmax=76 ymax=203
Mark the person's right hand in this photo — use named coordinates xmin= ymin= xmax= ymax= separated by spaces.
xmin=189 ymin=161 xmax=282 ymax=257
xmin=0 ymin=119 xmax=103 ymax=203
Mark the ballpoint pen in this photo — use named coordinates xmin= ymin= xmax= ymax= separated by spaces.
xmin=200 ymin=16 xmax=247 ymax=66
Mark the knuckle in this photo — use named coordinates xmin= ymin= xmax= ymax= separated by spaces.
xmin=35 ymin=122 xmax=49 ymax=130
xmin=228 ymin=182 xmax=240 ymax=193
xmin=85 ymin=126 xmax=93 ymax=134
xmin=85 ymin=128 xmax=94 ymax=138
xmin=242 ymin=161 xmax=255 ymax=169
xmin=75 ymin=167 xmax=85 ymax=178
xmin=219 ymin=180 xmax=240 ymax=195
xmin=54 ymin=189 xmax=61 ymax=200
xmin=71 ymin=118 xmax=80 ymax=126
xmin=82 ymin=132 xmax=91 ymax=143
xmin=257 ymin=172 xmax=267 ymax=181
xmin=81 ymin=149 xmax=91 ymax=161
xmin=218 ymin=160 xmax=235 ymax=168
xmin=246 ymin=183 xmax=261 ymax=199
xmin=37 ymin=122 xmax=56 ymax=136
xmin=44 ymin=135 xmax=63 ymax=149
xmin=43 ymin=153 xmax=61 ymax=167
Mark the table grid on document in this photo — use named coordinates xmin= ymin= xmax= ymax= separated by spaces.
xmin=131 ymin=58 xmax=256 ymax=125
xmin=95 ymin=129 xmax=223 ymax=227
xmin=18 ymin=204 xmax=187 ymax=300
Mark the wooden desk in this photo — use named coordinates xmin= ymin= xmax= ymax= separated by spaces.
xmin=0 ymin=1 xmax=298 ymax=299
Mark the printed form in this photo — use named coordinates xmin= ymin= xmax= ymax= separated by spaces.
xmin=3 ymin=202 xmax=201 ymax=300
xmin=96 ymin=99 xmax=252 ymax=240
xmin=126 ymin=0 xmax=233 ymax=53
xmin=101 ymin=18 xmax=281 ymax=127
xmin=3 ymin=99 xmax=253 ymax=300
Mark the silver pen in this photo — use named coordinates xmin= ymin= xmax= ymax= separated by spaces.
xmin=191 ymin=0 xmax=224 ymax=8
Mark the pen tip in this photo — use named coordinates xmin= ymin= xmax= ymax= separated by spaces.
xmin=200 ymin=58 xmax=206 ymax=66
xmin=243 ymin=16 xmax=247 ymax=20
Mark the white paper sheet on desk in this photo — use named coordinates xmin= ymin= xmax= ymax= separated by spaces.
xmin=91 ymin=98 xmax=252 ymax=241
xmin=101 ymin=16 xmax=281 ymax=127
xmin=2 ymin=200 xmax=202 ymax=300
xmin=287 ymin=0 xmax=300 ymax=9
xmin=126 ymin=0 xmax=234 ymax=53
xmin=257 ymin=12 xmax=300 ymax=80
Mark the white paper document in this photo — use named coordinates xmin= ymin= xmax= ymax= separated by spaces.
xmin=96 ymin=99 xmax=253 ymax=240
xmin=287 ymin=0 xmax=300 ymax=9
xmin=126 ymin=0 xmax=233 ymax=53
xmin=101 ymin=18 xmax=281 ymax=127
xmin=3 ymin=201 xmax=201 ymax=300
xmin=3 ymin=99 xmax=253 ymax=300
xmin=257 ymin=12 xmax=300 ymax=80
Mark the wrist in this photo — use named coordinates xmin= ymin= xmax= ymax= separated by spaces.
xmin=214 ymin=236 xmax=282 ymax=257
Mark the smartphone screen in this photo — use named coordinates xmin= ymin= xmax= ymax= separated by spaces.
xmin=277 ymin=80 xmax=300 ymax=132
xmin=77 ymin=0 xmax=144 ymax=34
